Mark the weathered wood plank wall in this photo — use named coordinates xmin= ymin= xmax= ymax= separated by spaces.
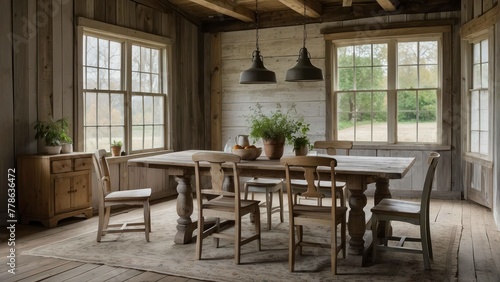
xmin=5 ymin=0 xmax=207 ymax=211
xmin=0 ymin=0 xmax=14 ymax=217
xmin=217 ymin=11 xmax=462 ymax=197
xmin=10 ymin=0 xmax=205 ymax=157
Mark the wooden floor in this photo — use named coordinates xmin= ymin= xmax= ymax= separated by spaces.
xmin=1 ymin=196 xmax=500 ymax=282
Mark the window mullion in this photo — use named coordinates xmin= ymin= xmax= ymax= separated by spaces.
xmin=125 ymin=40 xmax=132 ymax=154
xmin=387 ymin=39 xmax=397 ymax=144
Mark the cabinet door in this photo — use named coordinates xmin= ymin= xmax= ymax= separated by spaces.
xmin=72 ymin=174 xmax=90 ymax=209
xmin=54 ymin=177 xmax=72 ymax=214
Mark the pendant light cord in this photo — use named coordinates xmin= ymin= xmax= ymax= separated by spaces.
xmin=303 ymin=1 xmax=307 ymax=49
xmin=255 ymin=0 xmax=260 ymax=52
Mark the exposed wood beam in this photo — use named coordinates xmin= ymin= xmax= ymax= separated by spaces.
xmin=278 ymin=0 xmax=323 ymax=18
xmin=343 ymin=0 xmax=352 ymax=7
xmin=204 ymin=2 xmax=460 ymax=33
xmin=188 ymin=0 xmax=255 ymax=22
xmin=376 ymin=0 xmax=399 ymax=11
xmin=131 ymin=0 xmax=202 ymax=27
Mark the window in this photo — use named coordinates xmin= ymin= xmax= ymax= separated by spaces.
xmin=78 ymin=21 xmax=170 ymax=154
xmin=333 ymin=36 xmax=441 ymax=144
xmin=468 ymin=37 xmax=490 ymax=156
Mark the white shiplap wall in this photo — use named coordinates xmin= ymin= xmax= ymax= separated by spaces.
xmin=220 ymin=24 xmax=326 ymax=152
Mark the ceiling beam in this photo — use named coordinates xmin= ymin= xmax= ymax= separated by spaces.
xmin=188 ymin=0 xmax=255 ymax=22
xmin=278 ymin=0 xmax=323 ymax=18
xmin=203 ymin=2 xmax=460 ymax=33
xmin=376 ymin=0 xmax=399 ymax=11
xmin=342 ymin=0 xmax=352 ymax=7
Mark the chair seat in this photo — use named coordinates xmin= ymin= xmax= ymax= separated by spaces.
xmin=290 ymin=179 xmax=346 ymax=189
xmin=294 ymin=204 xmax=347 ymax=221
xmin=105 ymin=188 xmax=152 ymax=201
xmin=203 ymin=196 xmax=260 ymax=210
xmin=370 ymin=198 xmax=420 ymax=218
xmin=245 ymin=178 xmax=282 ymax=186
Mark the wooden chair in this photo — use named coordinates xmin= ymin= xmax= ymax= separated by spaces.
xmin=370 ymin=152 xmax=440 ymax=270
xmin=281 ymin=156 xmax=347 ymax=274
xmin=290 ymin=140 xmax=353 ymax=207
xmin=92 ymin=149 xmax=151 ymax=242
xmin=243 ymin=178 xmax=284 ymax=230
xmin=192 ymin=152 xmax=261 ymax=264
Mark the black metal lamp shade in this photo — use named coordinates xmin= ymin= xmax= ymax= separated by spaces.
xmin=240 ymin=50 xmax=277 ymax=84
xmin=285 ymin=47 xmax=323 ymax=82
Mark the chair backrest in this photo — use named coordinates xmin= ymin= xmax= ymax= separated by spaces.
xmin=192 ymin=152 xmax=242 ymax=206
xmin=92 ymin=149 xmax=112 ymax=201
xmin=313 ymin=141 xmax=353 ymax=155
xmin=420 ymin=152 xmax=440 ymax=221
xmin=281 ymin=156 xmax=337 ymax=206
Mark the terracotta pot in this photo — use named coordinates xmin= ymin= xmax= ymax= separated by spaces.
xmin=263 ymin=139 xmax=285 ymax=160
xmin=294 ymin=145 xmax=309 ymax=156
xmin=111 ymin=146 xmax=122 ymax=157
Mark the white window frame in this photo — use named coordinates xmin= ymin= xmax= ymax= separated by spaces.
xmin=76 ymin=18 xmax=172 ymax=154
xmin=464 ymin=29 xmax=494 ymax=162
xmin=331 ymin=34 xmax=443 ymax=145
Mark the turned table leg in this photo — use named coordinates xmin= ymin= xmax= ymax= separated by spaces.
xmin=346 ymin=176 xmax=368 ymax=266
xmin=374 ymin=178 xmax=392 ymax=241
xmin=174 ymin=175 xmax=196 ymax=244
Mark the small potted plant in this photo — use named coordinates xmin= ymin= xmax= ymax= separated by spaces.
xmin=291 ymin=121 xmax=310 ymax=156
xmin=34 ymin=117 xmax=70 ymax=155
xmin=246 ymin=103 xmax=306 ymax=159
xmin=60 ymin=132 xmax=73 ymax=154
xmin=111 ymin=140 xmax=123 ymax=157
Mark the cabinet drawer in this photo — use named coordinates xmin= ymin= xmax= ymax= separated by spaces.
xmin=52 ymin=160 xmax=72 ymax=173
xmin=75 ymin=158 xmax=92 ymax=171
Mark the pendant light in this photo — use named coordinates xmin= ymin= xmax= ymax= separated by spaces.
xmin=285 ymin=1 xmax=323 ymax=82
xmin=239 ymin=0 xmax=276 ymax=84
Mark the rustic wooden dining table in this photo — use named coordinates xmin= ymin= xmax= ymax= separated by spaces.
xmin=128 ymin=150 xmax=415 ymax=266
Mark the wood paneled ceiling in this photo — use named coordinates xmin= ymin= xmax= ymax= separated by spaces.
xmin=136 ymin=0 xmax=460 ymax=32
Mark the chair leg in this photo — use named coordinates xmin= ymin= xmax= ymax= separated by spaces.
xmin=332 ymin=220 xmax=337 ymax=274
xmin=426 ymin=219 xmax=433 ymax=259
xmin=289 ymin=218 xmax=295 ymax=272
xmin=104 ymin=207 xmax=111 ymax=230
xmin=195 ymin=214 xmax=204 ymax=260
xmin=213 ymin=218 xmax=220 ymax=248
xmin=254 ymin=207 xmax=261 ymax=251
xmin=144 ymin=201 xmax=150 ymax=242
xmin=297 ymin=225 xmax=303 ymax=255
xmin=371 ymin=214 xmax=378 ymax=264
xmin=421 ymin=221 xmax=431 ymax=270
xmin=235 ymin=216 xmax=241 ymax=265
xmin=266 ymin=190 xmax=272 ymax=230
xmin=278 ymin=187 xmax=284 ymax=223
xmin=96 ymin=205 xmax=105 ymax=242
xmin=341 ymin=211 xmax=346 ymax=259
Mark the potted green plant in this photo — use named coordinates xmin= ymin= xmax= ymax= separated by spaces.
xmin=246 ymin=103 xmax=306 ymax=159
xmin=60 ymin=132 xmax=73 ymax=154
xmin=291 ymin=121 xmax=310 ymax=156
xmin=111 ymin=140 xmax=123 ymax=157
xmin=34 ymin=117 xmax=70 ymax=155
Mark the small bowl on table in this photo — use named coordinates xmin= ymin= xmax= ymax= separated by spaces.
xmin=232 ymin=147 xmax=262 ymax=160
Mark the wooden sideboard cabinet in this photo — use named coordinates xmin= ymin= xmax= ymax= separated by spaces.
xmin=17 ymin=153 xmax=93 ymax=228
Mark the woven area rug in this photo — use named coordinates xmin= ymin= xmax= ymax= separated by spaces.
xmin=23 ymin=201 xmax=459 ymax=281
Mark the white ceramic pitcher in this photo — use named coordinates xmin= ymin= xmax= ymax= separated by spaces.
xmin=235 ymin=134 xmax=250 ymax=147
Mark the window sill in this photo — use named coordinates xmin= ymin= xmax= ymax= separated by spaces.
xmin=352 ymin=144 xmax=451 ymax=151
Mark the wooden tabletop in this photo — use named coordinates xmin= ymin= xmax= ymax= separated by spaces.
xmin=128 ymin=150 xmax=415 ymax=180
